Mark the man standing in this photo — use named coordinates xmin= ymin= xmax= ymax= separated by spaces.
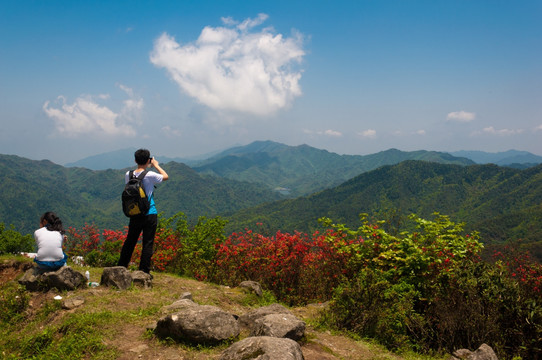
xmin=118 ymin=149 xmax=169 ymax=275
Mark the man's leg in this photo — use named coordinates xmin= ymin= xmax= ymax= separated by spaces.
xmin=118 ymin=216 xmax=144 ymax=268
xmin=139 ymin=214 xmax=158 ymax=273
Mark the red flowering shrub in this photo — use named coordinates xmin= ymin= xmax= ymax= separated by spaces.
xmin=211 ymin=228 xmax=355 ymax=304
xmin=492 ymin=242 xmax=542 ymax=296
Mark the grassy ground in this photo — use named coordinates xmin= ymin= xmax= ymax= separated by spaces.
xmin=0 ymin=256 xmax=447 ymax=360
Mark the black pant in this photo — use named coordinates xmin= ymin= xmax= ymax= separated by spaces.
xmin=117 ymin=214 xmax=157 ymax=273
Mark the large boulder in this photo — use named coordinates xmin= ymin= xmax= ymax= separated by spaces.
xmin=250 ymin=313 xmax=306 ymax=341
xmin=131 ymin=270 xmax=152 ymax=289
xmin=219 ymin=336 xmax=305 ymax=360
xmin=239 ymin=303 xmax=292 ymax=328
xmin=451 ymin=344 xmax=498 ymax=360
xmin=100 ymin=266 xmax=133 ymax=290
xmin=18 ymin=266 xmax=86 ymax=291
xmin=155 ymin=302 xmax=240 ymax=344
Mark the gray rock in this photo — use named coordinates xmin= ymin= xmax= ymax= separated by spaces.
xmin=250 ymin=313 xmax=306 ymax=341
xmin=46 ymin=266 xmax=86 ymax=291
xmin=453 ymin=344 xmax=498 ymax=360
xmin=155 ymin=304 xmax=240 ymax=344
xmin=219 ymin=336 xmax=305 ymax=360
xmin=62 ymin=296 xmax=85 ymax=310
xmin=18 ymin=266 xmax=85 ymax=291
xmin=239 ymin=281 xmax=263 ymax=297
xmin=239 ymin=303 xmax=292 ymax=328
xmin=180 ymin=291 xmax=193 ymax=300
xmin=131 ymin=270 xmax=152 ymax=289
xmin=161 ymin=298 xmax=198 ymax=314
xmin=101 ymin=266 xmax=133 ymax=290
xmin=18 ymin=267 xmax=47 ymax=291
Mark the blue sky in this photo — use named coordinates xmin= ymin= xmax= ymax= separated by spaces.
xmin=1 ymin=0 xmax=541 ymax=164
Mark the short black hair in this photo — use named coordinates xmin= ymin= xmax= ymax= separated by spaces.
xmin=134 ymin=149 xmax=151 ymax=165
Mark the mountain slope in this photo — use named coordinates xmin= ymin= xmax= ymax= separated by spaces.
xmin=0 ymin=155 xmax=282 ymax=235
xmin=193 ymin=141 xmax=475 ymax=196
xmin=225 ymin=161 xmax=542 ymax=247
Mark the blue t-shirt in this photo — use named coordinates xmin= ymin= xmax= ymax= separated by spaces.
xmin=125 ymin=170 xmax=164 ymax=215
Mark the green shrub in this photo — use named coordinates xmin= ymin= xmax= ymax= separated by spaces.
xmin=0 ymin=283 xmax=30 ymax=325
xmin=324 ymin=268 xmax=423 ymax=351
xmin=0 ymin=223 xmax=34 ymax=255
xmin=320 ymin=213 xmax=542 ymax=358
xmin=164 ymin=212 xmax=227 ymax=280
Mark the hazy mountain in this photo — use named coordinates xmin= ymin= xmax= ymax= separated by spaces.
xmin=0 ymin=154 xmax=282 ymax=235
xmin=193 ymin=140 xmax=475 ymax=196
xmin=449 ymin=150 xmax=542 ymax=166
xmin=64 ymin=148 xmax=205 ymax=170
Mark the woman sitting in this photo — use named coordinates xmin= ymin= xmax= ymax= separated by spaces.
xmin=33 ymin=212 xmax=68 ymax=271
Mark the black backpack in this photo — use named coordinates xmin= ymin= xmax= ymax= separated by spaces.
xmin=122 ymin=170 xmax=150 ymax=217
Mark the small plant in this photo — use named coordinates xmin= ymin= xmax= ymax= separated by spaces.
xmin=0 ymin=283 xmax=30 ymax=325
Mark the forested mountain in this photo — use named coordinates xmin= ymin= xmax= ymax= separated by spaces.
xmin=193 ymin=140 xmax=475 ymax=196
xmin=0 ymin=155 xmax=282 ymax=235
xmin=225 ymin=161 xmax=542 ymax=253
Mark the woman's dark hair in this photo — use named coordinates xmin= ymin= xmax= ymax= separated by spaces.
xmin=134 ymin=149 xmax=151 ymax=165
xmin=41 ymin=212 xmax=65 ymax=235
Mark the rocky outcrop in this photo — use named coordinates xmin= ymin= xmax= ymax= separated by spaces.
xmin=449 ymin=344 xmax=498 ymax=360
xmin=154 ymin=288 xmax=307 ymax=356
xmin=18 ymin=266 xmax=86 ymax=291
xmin=219 ymin=336 xmax=305 ymax=360
xmin=100 ymin=266 xmax=133 ymax=289
xmin=250 ymin=313 xmax=306 ymax=341
xmin=100 ymin=266 xmax=152 ymax=289
xmin=155 ymin=299 xmax=240 ymax=345
xmin=239 ymin=303 xmax=292 ymax=328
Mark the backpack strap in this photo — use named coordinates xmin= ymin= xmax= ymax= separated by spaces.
xmin=136 ymin=170 xmax=148 ymax=180
xmin=130 ymin=170 xmax=148 ymax=180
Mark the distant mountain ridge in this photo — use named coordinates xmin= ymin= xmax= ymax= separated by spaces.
xmin=449 ymin=150 xmax=542 ymax=166
xmin=192 ymin=140 xmax=475 ymax=196
xmin=65 ymin=143 xmax=541 ymax=172
xmin=64 ymin=148 xmax=208 ymax=170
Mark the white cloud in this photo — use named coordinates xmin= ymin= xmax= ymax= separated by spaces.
xmin=358 ymin=129 xmax=376 ymax=138
xmin=304 ymin=129 xmax=342 ymax=137
xmin=471 ymin=126 xmax=524 ymax=136
xmin=447 ymin=111 xmax=476 ymax=122
xmin=323 ymin=129 xmax=342 ymax=137
xmin=150 ymin=14 xmax=305 ymax=119
xmin=43 ymin=84 xmax=143 ymax=137
xmin=535 ymin=124 xmax=542 ymax=131
xmin=415 ymin=129 xmax=426 ymax=135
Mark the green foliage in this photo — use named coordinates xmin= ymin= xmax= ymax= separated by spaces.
xmin=318 ymin=213 xmax=542 ymax=358
xmin=160 ymin=212 xmax=227 ymax=280
xmin=85 ymin=249 xmax=120 ymax=267
xmin=0 ymin=282 xmax=30 ymax=325
xmin=324 ymin=268 xmax=422 ymax=351
xmin=0 ymin=222 xmax=34 ymax=255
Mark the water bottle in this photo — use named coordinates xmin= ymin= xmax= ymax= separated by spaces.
xmin=85 ymin=271 xmax=90 ymax=281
